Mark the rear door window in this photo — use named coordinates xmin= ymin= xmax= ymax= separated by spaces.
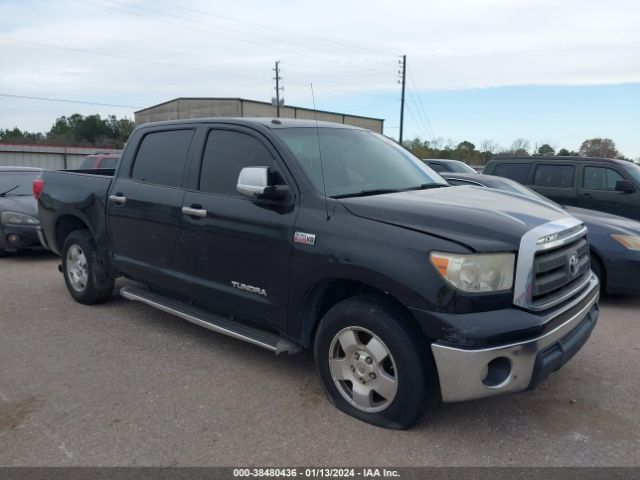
xmin=583 ymin=166 xmax=625 ymax=191
xmin=493 ymin=163 xmax=531 ymax=184
xmin=131 ymin=129 xmax=194 ymax=187
xmin=533 ymin=164 xmax=575 ymax=188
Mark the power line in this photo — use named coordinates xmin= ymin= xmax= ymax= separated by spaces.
xmin=149 ymin=0 xmax=399 ymax=59
xmin=78 ymin=0 xmax=393 ymax=76
xmin=407 ymin=72 xmax=435 ymax=140
xmin=406 ymin=93 xmax=432 ymax=140
xmin=404 ymin=103 xmax=425 ymax=141
xmin=0 ymin=93 xmax=139 ymax=109
xmin=0 ymin=36 xmax=266 ymax=82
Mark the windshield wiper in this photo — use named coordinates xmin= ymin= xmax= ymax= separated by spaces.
xmin=332 ymin=188 xmax=402 ymax=199
xmin=401 ymin=183 xmax=447 ymax=191
xmin=0 ymin=185 xmax=19 ymax=197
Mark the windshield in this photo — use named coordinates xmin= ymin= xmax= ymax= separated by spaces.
xmin=448 ymin=161 xmax=478 ymax=174
xmin=621 ymin=162 xmax=640 ymax=185
xmin=0 ymin=172 xmax=40 ymax=196
xmin=275 ymin=127 xmax=446 ymax=197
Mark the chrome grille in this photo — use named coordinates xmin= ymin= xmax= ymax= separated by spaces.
xmin=514 ymin=217 xmax=592 ymax=312
xmin=532 ymin=236 xmax=590 ymax=302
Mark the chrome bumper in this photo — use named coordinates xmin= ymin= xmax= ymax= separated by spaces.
xmin=431 ymin=273 xmax=599 ymax=403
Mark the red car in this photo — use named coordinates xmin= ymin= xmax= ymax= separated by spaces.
xmin=78 ymin=152 xmax=121 ymax=170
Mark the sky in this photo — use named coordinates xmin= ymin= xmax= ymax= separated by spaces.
xmin=0 ymin=0 xmax=639 ymax=158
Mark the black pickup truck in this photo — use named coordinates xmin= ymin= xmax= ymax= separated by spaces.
xmin=36 ymin=118 xmax=600 ymax=429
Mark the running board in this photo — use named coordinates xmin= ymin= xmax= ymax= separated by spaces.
xmin=120 ymin=286 xmax=301 ymax=355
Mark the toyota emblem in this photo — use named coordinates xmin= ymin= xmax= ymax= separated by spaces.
xmin=568 ymin=254 xmax=580 ymax=276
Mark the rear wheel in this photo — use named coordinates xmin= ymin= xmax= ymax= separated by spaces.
xmin=314 ymin=295 xmax=438 ymax=429
xmin=62 ymin=230 xmax=114 ymax=304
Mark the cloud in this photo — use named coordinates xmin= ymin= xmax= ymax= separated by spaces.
xmin=0 ymin=0 xmax=638 ymax=132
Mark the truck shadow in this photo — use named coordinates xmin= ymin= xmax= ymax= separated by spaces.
xmin=1 ymin=249 xmax=56 ymax=263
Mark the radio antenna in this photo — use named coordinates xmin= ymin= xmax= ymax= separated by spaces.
xmin=310 ymin=83 xmax=330 ymax=220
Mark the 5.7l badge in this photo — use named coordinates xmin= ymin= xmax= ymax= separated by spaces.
xmin=294 ymin=231 xmax=316 ymax=246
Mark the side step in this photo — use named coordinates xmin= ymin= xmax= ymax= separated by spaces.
xmin=120 ymin=286 xmax=301 ymax=355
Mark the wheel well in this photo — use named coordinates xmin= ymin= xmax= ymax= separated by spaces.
xmin=300 ymin=279 xmax=423 ymax=347
xmin=55 ymin=216 xmax=90 ymax=252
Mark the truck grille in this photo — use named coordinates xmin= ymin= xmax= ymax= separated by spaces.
xmin=531 ymin=235 xmax=590 ymax=305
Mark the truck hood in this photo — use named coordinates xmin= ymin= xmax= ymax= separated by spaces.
xmin=0 ymin=195 xmax=38 ymax=216
xmin=339 ymin=185 xmax=571 ymax=251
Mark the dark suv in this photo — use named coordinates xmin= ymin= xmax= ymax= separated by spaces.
xmin=484 ymin=156 xmax=640 ymax=221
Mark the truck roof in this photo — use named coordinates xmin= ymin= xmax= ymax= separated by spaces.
xmin=137 ymin=117 xmax=366 ymax=131
xmin=489 ymin=156 xmax=626 ymax=164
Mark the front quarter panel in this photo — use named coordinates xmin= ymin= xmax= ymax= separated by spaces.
xmin=288 ymin=201 xmax=481 ymax=343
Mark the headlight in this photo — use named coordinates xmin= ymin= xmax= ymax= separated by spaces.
xmin=612 ymin=234 xmax=640 ymax=251
xmin=0 ymin=212 xmax=39 ymax=225
xmin=430 ymin=251 xmax=515 ymax=293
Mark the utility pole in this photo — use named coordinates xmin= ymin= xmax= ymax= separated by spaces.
xmin=273 ymin=60 xmax=283 ymax=117
xmin=398 ymin=55 xmax=406 ymax=144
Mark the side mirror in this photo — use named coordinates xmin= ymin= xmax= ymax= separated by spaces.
xmin=237 ymin=167 xmax=289 ymax=200
xmin=615 ymin=179 xmax=635 ymax=193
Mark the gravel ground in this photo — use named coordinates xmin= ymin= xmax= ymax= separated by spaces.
xmin=0 ymin=251 xmax=639 ymax=466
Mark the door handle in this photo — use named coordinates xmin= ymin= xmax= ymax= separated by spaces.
xmin=581 ymin=193 xmax=593 ymax=198
xmin=109 ymin=194 xmax=127 ymax=205
xmin=182 ymin=206 xmax=208 ymax=218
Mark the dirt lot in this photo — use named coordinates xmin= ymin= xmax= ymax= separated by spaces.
xmin=0 ymin=251 xmax=639 ymax=466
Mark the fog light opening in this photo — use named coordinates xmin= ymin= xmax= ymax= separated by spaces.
xmin=481 ymin=357 xmax=512 ymax=388
xmin=7 ymin=234 xmax=22 ymax=247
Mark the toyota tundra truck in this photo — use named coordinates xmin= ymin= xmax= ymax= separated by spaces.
xmin=36 ymin=118 xmax=600 ymax=429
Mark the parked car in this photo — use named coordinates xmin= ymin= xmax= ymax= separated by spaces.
xmin=442 ymin=172 xmax=640 ymax=295
xmin=423 ymin=158 xmax=479 ymax=174
xmin=484 ymin=156 xmax=640 ymax=221
xmin=78 ymin=153 xmax=121 ymax=170
xmin=0 ymin=166 xmax=43 ymax=256
xmin=37 ymin=118 xmax=599 ymax=429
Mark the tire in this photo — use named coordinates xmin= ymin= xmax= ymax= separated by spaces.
xmin=0 ymin=248 xmax=6 ymax=258
xmin=62 ymin=230 xmax=114 ymax=304
xmin=314 ymin=294 xmax=438 ymax=429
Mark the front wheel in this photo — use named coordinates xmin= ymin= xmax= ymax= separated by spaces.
xmin=62 ymin=230 xmax=114 ymax=304
xmin=314 ymin=295 xmax=438 ymax=429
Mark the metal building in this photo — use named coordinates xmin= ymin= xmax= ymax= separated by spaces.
xmin=134 ymin=98 xmax=384 ymax=133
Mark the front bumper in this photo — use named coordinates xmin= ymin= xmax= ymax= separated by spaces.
xmin=430 ymin=273 xmax=599 ymax=403
xmin=0 ymin=223 xmax=41 ymax=251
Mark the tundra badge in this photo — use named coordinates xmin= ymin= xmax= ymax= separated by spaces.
xmin=231 ymin=281 xmax=267 ymax=297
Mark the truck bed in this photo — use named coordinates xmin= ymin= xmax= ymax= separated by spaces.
xmin=37 ymin=169 xmax=114 ymax=255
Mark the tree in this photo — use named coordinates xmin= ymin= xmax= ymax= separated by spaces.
xmin=480 ymin=140 xmax=500 ymax=154
xmin=579 ymin=138 xmax=619 ymax=158
xmin=0 ymin=127 xmax=45 ymax=143
xmin=536 ymin=143 xmax=555 ymax=156
xmin=556 ymin=148 xmax=580 ymax=156
xmin=509 ymin=138 xmax=530 ymax=156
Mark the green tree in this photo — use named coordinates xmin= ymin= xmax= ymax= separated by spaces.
xmin=46 ymin=113 xmax=134 ymax=147
xmin=536 ymin=144 xmax=555 ymax=156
